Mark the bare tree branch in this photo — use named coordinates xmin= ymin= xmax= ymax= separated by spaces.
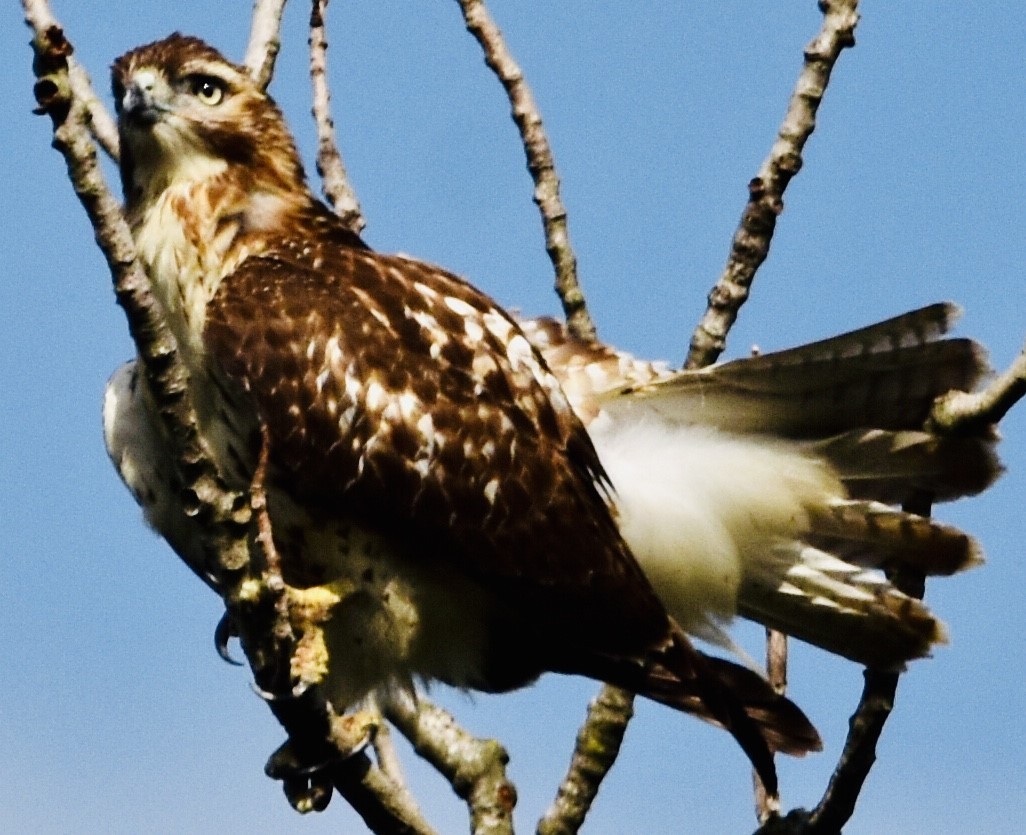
xmin=536 ymin=685 xmax=635 ymax=835
xmin=24 ymin=0 xmax=120 ymax=160
xmin=753 ymin=664 xmax=900 ymax=835
xmin=245 ymin=0 xmax=289 ymax=89
xmin=369 ymin=698 xmax=413 ymax=794
xmin=456 ymin=0 xmax=596 ymax=343
xmin=386 ymin=694 xmax=516 ymax=835
xmin=24 ymin=9 xmax=247 ymax=564
xmin=930 ymin=343 xmax=1026 ymax=434
xmin=454 ymin=5 xmax=635 ymax=825
xmin=309 ymin=0 xmax=366 ymax=233
xmin=68 ymin=61 xmax=119 ymax=159
xmin=753 ymin=629 xmax=788 ymax=823
xmin=807 ymin=670 xmax=899 ymax=834
xmin=328 ymin=752 xmax=439 ymax=835
xmin=685 ymin=0 xmax=860 ymax=370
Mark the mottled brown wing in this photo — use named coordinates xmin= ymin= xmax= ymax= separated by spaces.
xmin=203 ymin=241 xmax=668 ymax=653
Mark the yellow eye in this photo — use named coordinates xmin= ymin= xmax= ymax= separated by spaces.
xmin=189 ymin=75 xmax=226 ymax=106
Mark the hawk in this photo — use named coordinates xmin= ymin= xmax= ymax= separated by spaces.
xmin=105 ymin=34 xmax=999 ymax=794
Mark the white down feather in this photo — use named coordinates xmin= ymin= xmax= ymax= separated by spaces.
xmin=588 ymin=415 xmax=842 ymax=642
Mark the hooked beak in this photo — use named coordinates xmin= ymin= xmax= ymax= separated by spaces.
xmin=120 ymin=70 xmax=168 ymax=126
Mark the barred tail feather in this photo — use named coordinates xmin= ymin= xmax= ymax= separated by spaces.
xmin=738 ymin=544 xmax=945 ymax=668
xmin=601 ymin=304 xmax=992 ymax=443
xmin=809 ymin=499 xmax=984 ymax=576
xmin=810 ymin=429 xmax=1001 ymax=504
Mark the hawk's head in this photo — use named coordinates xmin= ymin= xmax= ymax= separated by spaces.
xmin=112 ymin=33 xmax=306 ymax=209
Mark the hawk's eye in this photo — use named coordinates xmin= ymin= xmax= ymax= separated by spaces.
xmin=188 ymin=75 xmax=226 ymax=106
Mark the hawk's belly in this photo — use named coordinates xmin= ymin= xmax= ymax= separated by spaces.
xmin=268 ymin=491 xmax=495 ymax=709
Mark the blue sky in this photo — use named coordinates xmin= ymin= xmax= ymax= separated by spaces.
xmin=3 ymin=2 xmax=1024 ymax=833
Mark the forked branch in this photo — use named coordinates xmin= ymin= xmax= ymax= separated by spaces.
xmin=930 ymin=343 xmax=1026 ymax=434
xmin=386 ymin=695 xmax=516 ymax=835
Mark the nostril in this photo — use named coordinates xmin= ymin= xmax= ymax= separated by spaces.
xmin=134 ymin=70 xmax=157 ymax=92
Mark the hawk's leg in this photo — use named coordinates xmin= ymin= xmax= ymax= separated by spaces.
xmin=247 ymin=422 xmax=378 ymax=807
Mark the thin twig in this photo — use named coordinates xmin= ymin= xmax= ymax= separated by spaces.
xmin=386 ymin=694 xmax=516 ymax=835
xmin=536 ymin=685 xmax=635 ymax=835
xmin=805 ymin=669 xmax=899 ymax=834
xmin=308 ymin=0 xmax=366 ymax=232
xmin=754 ymin=629 xmax=788 ymax=823
xmin=456 ymin=0 xmax=596 ymax=343
xmin=371 ymin=705 xmax=411 ymax=792
xmin=684 ymin=0 xmax=860 ymax=370
xmin=930 ymin=342 xmax=1026 ymax=434
xmin=245 ymin=0 xmax=289 ymax=89
xmin=753 ymin=664 xmax=900 ymax=835
xmin=68 ymin=60 xmax=119 ymax=159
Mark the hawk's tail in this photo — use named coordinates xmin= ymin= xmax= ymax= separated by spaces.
xmin=571 ymin=304 xmax=1001 ymax=668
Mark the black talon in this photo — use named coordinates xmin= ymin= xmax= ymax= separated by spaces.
xmin=249 ymin=678 xmax=312 ymax=702
xmin=214 ymin=612 xmax=243 ymax=666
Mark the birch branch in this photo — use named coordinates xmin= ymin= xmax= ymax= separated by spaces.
xmin=685 ymin=0 xmax=860 ymax=370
